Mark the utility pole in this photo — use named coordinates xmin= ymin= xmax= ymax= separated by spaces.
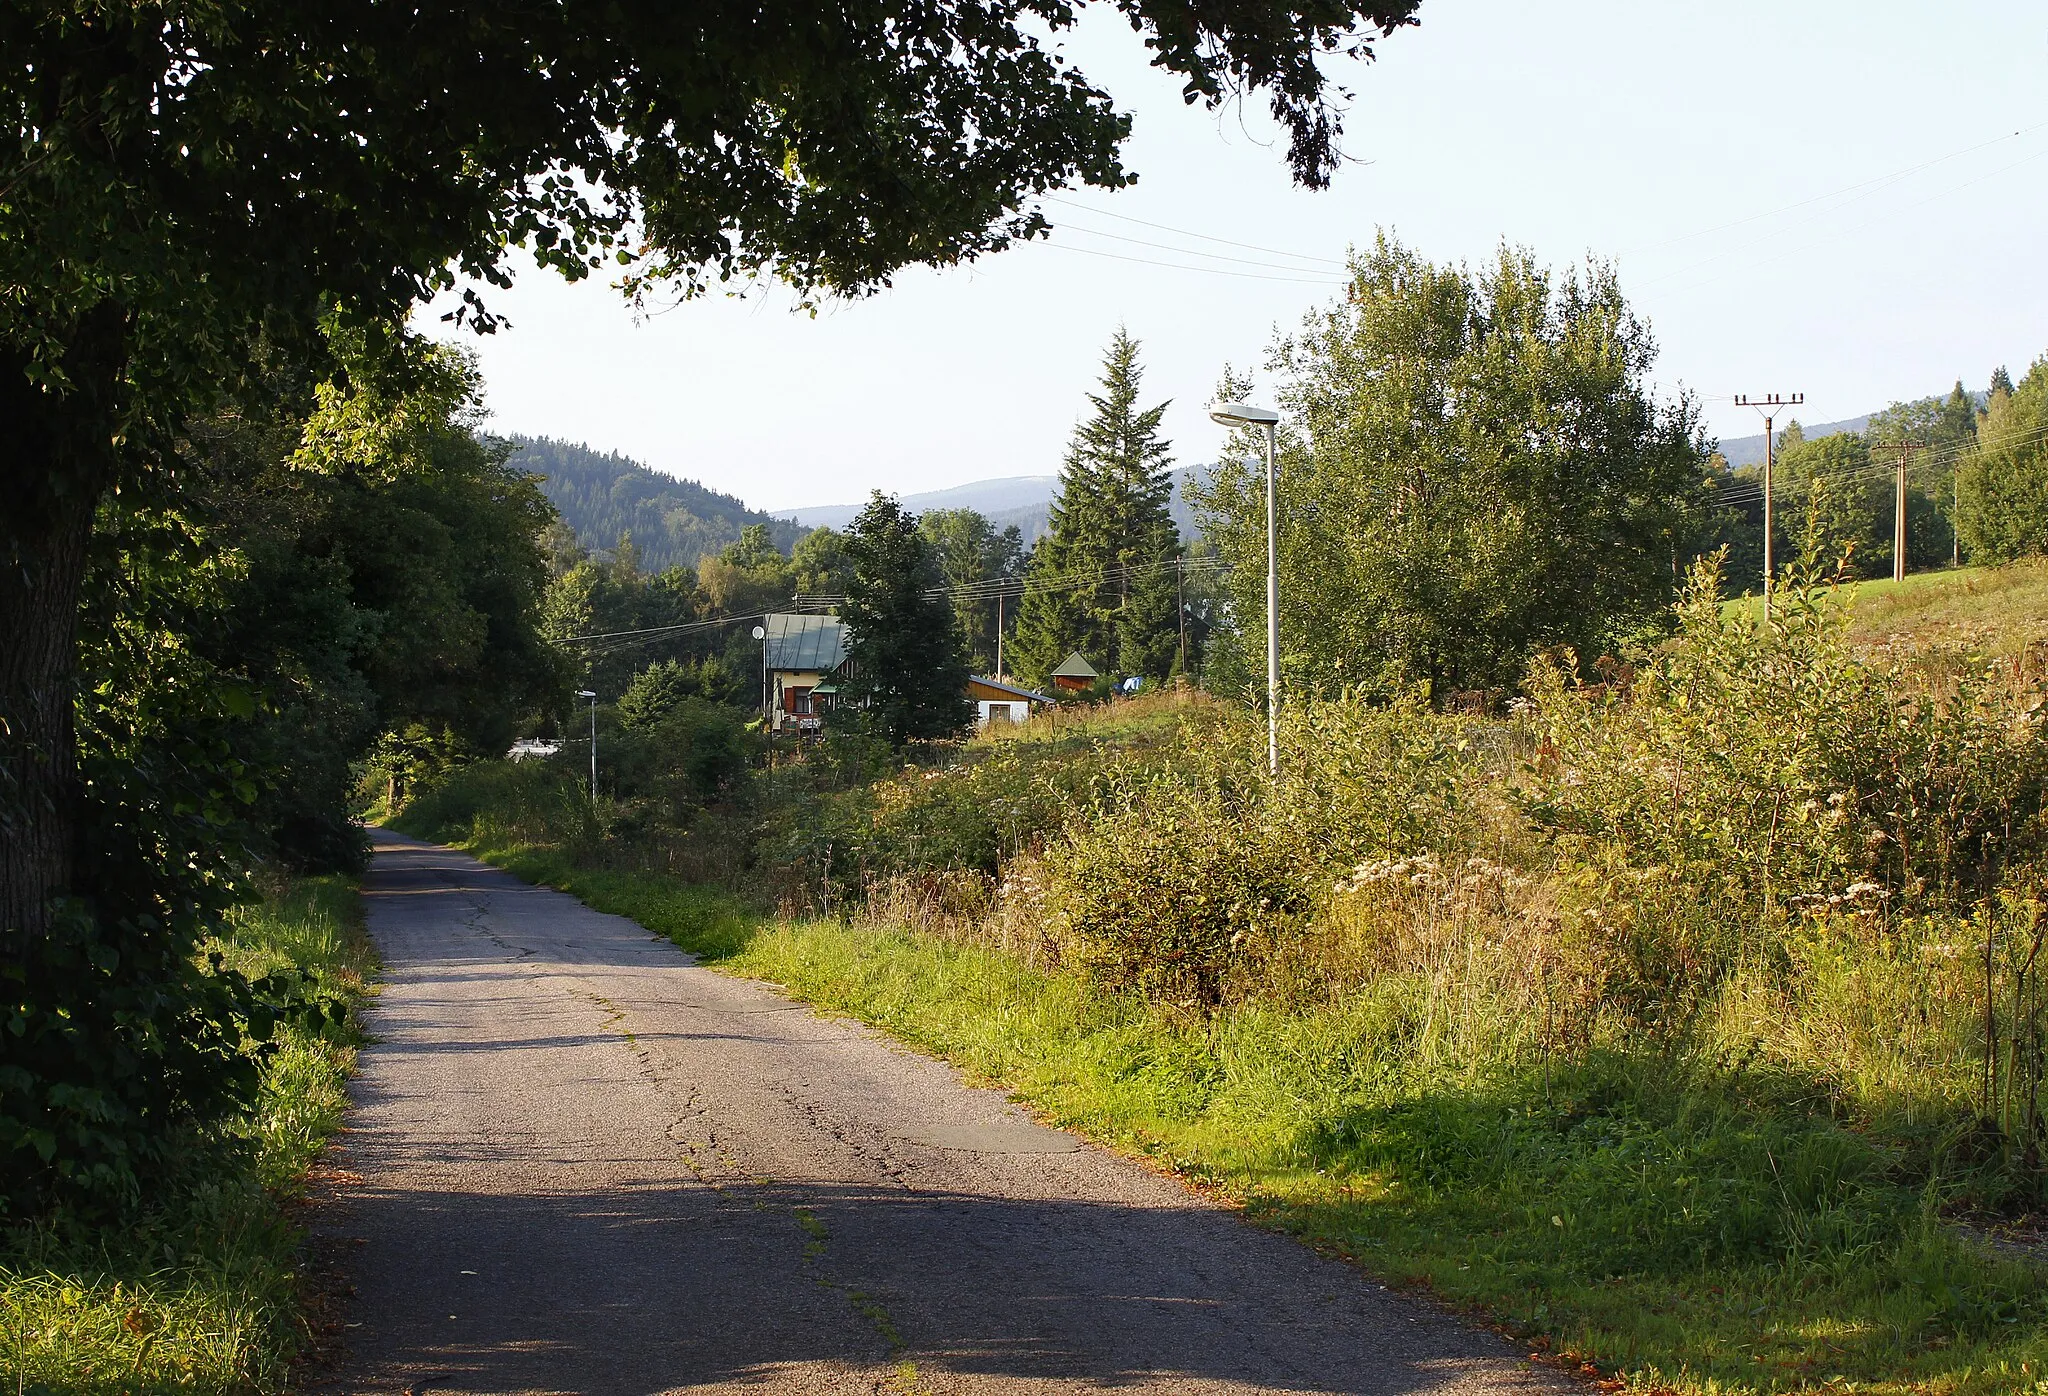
xmin=1877 ymin=439 xmax=1926 ymax=583
xmin=995 ymin=588 xmax=1005 ymax=680
xmin=575 ymin=689 xmax=598 ymax=800
xmin=1735 ymin=392 xmax=1803 ymax=614
xmin=1175 ymin=557 xmax=1187 ymax=678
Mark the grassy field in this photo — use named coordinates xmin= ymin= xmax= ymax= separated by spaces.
xmin=0 ymin=878 xmax=375 ymax=1394
xmin=458 ymin=834 xmax=2048 ymax=1396
xmin=1726 ymin=561 xmax=2048 ymax=662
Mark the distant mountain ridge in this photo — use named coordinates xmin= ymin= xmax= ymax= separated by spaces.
xmin=785 ymin=466 xmax=1210 ymax=544
xmin=506 ymin=437 xmax=800 ymax=572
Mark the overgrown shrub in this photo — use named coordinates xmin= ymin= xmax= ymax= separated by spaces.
xmin=1046 ymin=773 xmax=1310 ymax=1010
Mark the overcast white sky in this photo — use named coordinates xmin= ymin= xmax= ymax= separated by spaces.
xmin=423 ymin=0 xmax=2048 ymax=513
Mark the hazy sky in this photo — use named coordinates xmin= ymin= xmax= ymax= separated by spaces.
xmin=424 ymin=0 xmax=2048 ymax=513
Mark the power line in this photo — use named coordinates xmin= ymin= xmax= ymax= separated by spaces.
xmin=1708 ymin=416 xmax=2048 ymax=508
xmin=1050 ymin=221 xmax=1355 ymax=275
xmin=1040 ymin=194 xmax=1346 ymax=267
xmin=1029 ymin=240 xmax=1348 ymax=286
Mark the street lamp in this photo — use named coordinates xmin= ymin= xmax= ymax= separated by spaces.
xmin=575 ymin=690 xmax=597 ymax=800
xmin=1208 ymin=401 xmax=1282 ymax=777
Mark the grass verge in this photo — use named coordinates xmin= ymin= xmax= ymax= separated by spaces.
xmin=466 ymin=834 xmax=2048 ymax=1396
xmin=0 ymin=876 xmax=376 ymax=1394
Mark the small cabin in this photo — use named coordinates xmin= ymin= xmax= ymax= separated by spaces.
xmin=762 ymin=613 xmax=848 ymax=735
xmin=1049 ymin=651 xmax=1100 ymax=693
xmin=967 ymin=675 xmax=1049 ymax=729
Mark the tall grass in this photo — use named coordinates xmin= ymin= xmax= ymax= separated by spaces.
xmin=0 ymin=878 xmax=374 ymax=1394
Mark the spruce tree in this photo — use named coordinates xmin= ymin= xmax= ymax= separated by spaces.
xmin=1012 ymin=329 xmax=1183 ymax=685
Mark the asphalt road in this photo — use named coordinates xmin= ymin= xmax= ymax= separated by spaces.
xmin=320 ymin=830 xmax=1560 ymax=1396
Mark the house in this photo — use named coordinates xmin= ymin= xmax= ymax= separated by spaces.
xmin=1049 ymin=651 xmax=1100 ymax=693
xmin=967 ymin=675 xmax=1049 ymax=729
xmin=762 ymin=613 xmax=848 ymax=735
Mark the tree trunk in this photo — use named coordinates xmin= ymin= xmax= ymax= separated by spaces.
xmin=0 ymin=307 xmax=129 ymax=963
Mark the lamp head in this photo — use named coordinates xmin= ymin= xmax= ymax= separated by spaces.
xmin=575 ymin=690 xmax=596 ymax=700
xmin=1209 ymin=401 xmax=1279 ymax=428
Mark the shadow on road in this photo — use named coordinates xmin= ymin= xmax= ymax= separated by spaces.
xmin=318 ymin=1174 xmax=1515 ymax=1396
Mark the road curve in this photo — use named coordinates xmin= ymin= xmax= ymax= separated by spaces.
xmin=318 ymin=829 xmax=1559 ymax=1396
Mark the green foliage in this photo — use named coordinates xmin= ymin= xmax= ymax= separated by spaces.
xmin=1778 ymin=431 xmax=1882 ymax=574
xmin=918 ymin=508 xmax=1025 ymax=673
xmin=841 ymin=494 xmax=973 ymax=746
xmin=1959 ymin=356 xmax=2048 ymax=563
xmin=1048 ymin=774 xmax=1308 ymax=1010
xmin=394 ymin=759 xmax=601 ymax=858
xmin=1530 ymin=557 xmax=2048 ymax=927
xmin=506 ymin=436 xmax=799 ymax=572
xmin=1013 ymin=330 xmax=1186 ymax=684
xmin=1196 ymin=236 xmax=1710 ymax=698
xmin=791 ymin=525 xmax=857 ymax=602
xmin=1 ymin=875 xmax=372 ymax=1393
xmin=5 ymin=336 xmax=559 ymax=1212
xmin=541 ymin=542 xmax=757 ymax=705
xmin=606 ymin=698 xmax=755 ymax=811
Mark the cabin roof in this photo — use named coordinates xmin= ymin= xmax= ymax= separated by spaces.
xmin=970 ymin=675 xmax=1049 ymax=703
xmin=763 ymin=613 xmax=847 ymax=673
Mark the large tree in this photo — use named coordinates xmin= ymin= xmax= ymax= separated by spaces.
xmin=1958 ymin=355 xmax=2048 ymax=563
xmin=1195 ymin=235 xmax=1709 ymax=700
xmin=1012 ymin=329 xmax=1184 ymax=683
xmin=841 ymin=495 xmax=973 ymax=745
xmin=3 ymin=0 xmax=1419 ymax=951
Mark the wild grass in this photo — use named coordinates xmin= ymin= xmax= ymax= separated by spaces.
xmin=1726 ymin=560 xmax=2048 ymax=668
xmin=0 ymin=877 xmax=375 ymax=1394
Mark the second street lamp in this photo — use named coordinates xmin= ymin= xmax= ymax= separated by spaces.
xmin=576 ymin=689 xmax=598 ymax=800
xmin=1208 ymin=401 xmax=1282 ymax=777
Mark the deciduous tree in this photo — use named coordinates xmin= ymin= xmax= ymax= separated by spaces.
xmin=1195 ymin=236 xmax=1709 ymax=700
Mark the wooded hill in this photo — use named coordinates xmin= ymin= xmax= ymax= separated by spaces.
xmin=507 ymin=436 xmax=802 ymax=572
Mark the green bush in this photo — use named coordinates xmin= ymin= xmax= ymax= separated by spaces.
xmin=1045 ymin=773 xmax=1310 ymax=1009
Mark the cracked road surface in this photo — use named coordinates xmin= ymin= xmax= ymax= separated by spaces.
xmin=321 ymin=830 xmax=1559 ymax=1396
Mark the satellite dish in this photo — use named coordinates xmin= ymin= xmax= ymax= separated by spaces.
xmin=751 ymin=625 xmax=766 ymax=640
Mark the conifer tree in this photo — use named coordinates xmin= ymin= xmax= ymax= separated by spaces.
xmin=841 ymin=494 xmax=973 ymax=744
xmin=1012 ymin=330 xmax=1183 ymax=685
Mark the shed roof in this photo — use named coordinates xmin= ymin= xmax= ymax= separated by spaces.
xmin=1049 ymin=651 xmax=1099 ymax=680
xmin=763 ymin=613 xmax=848 ymax=673
xmin=970 ymin=675 xmax=1050 ymax=703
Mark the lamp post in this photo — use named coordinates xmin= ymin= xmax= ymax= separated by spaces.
xmin=575 ymin=689 xmax=597 ymax=800
xmin=1208 ymin=401 xmax=1282 ymax=777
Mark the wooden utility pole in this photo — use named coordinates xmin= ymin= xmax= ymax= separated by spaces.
xmin=1876 ymin=439 xmax=1926 ymax=582
xmin=1735 ymin=392 xmax=1804 ymax=614
xmin=1175 ymin=557 xmax=1187 ymax=677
